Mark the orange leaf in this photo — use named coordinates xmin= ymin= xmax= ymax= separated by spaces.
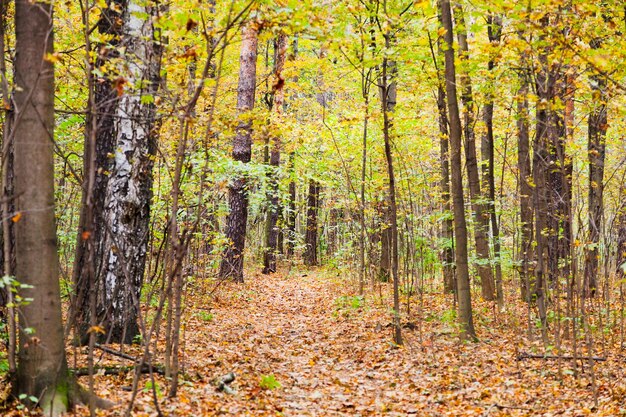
xmin=11 ymin=212 xmax=21 ymax=223
xmin=87 ymin=325 xmax=106 ymax=335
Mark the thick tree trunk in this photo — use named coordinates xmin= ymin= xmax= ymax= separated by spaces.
xmin=73 ymin=0 xmax=125 ymax=345
xmin=263 ymin=33 xmax=287 ymax=274
xmin=303 ymin=180 xmax=320 ymax=267
xmin=13 ymin=1 xmax=70 ymax=411
xmin=440 ymin=0 xmax=477 ymax=341
xmin=583 ymin=41 xmax=608 ymax=298
xmin=219 ymin=23 xmax=259 ymax=282
xmin=96 ymin=0 xmax=162 ymax=344
xmin=453 ymin=5 xmax=495 ymax=301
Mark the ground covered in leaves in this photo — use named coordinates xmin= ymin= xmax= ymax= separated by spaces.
xmin=8 ymin=266 xmax=626 ymax=416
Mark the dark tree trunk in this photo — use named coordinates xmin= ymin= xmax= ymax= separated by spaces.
xmin=379 ymin=197 xmax=392 ymax=282
xmin=263 ymin=33 xmax=287 ymax=274
xmin=95 ymin=0 xmax=163 ymax=344
xmin=617 ymin=187 xmax=626 ymax=284
xmin=286 ymin=153 xmax=297 ymax=258
xmin=380 ymin=31 xmax=402 ymax=346
xmin=438 ymin=83 xmax=455 ymax=293
xmin=583 ymin=39 xmax=608 ymax=298
xmin=327 ymin=207 xmax=339 ymax=258
xmin=378 ymin=35 xmax=397 ymax=284
xmin=13 ymin=0 xmax=70 ymax=409
xmin=219 ymin=23 xmax=259 ymax=282
xmin=434 ymin=10 xmax=455 ymax=293
xmin=517 ymin=75 xmax=533 ymax=302
xmin=303 ymin=180 xmax=320 ymax=267
xmin=440 ymin=0 xmax=477 ymax=341
xmin=453 ymin=5 xmax=495 ymax=301
xmin=532 ymin=16 xmax=565 ymax=340
xmin=482 ymin=13 xmax=504 ymax=307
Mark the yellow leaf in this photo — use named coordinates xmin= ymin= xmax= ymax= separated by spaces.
xmin=87 ymin=325 xmax=106 ymax=335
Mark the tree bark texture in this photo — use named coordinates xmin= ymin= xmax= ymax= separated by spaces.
xmin=303 ymin=180 xmax=320 ymax=267
xmin=380 ymin=31 xmax=402 ymax=346
xmin=440 ymin=0 xmax=477 ymax=341
xmin=73 ymin=0 xmax=126 ymax=345
xmin=96 ymin=0 xmax=162 ymax=344
xmin=517 ymin=76 xmax=533 ymax=302
xmin=435 ymin=11 xmax=455 ymax=293
xmin=453 ymin=5 xmax=495 ymax=301
xmin=583 ymin=40 xmax=608 ymax=298
xmin=482 ymin=13 xmax=504 ymax=307
xmin=286 ymin=153 xmax=297 ymax=258
xmin=263 ymin=33 xmax=287 ymax=274
xmin=219 ymin=22 xmax=259 ymax=282
xmin=13 ymin=0 xmax=71 ymax=410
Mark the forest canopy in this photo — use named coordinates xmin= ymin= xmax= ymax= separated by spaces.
xmin=0 ymin=0 xmax=626 ymax=415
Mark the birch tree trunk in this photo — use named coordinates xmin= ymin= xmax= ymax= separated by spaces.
xmin=73 ymin=0 xmax=125 ymax=345
xmin=96 ymin=0 xmax=162 ymax=344
xmin=219 ymin=22 xmax=259 ymax=282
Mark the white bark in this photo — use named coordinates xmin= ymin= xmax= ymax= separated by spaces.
xmin=98 ymin=0 xmax=162 ymax=342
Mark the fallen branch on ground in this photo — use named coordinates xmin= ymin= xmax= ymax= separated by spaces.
xmin=516 ymin=353 xmax=606 ymax=362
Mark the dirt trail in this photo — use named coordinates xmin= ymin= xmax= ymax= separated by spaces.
xmin=76 ymin=268 xmax=623 ymax=416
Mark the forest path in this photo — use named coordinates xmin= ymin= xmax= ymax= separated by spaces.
xmin=180 ymin=267 xmax=434 ymax=416
xmin=89 ymin=267 xmax=622 ymax=416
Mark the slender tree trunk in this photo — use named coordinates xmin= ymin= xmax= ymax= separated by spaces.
xmin=359 ymin=94 xmax=369 ymax=294
xmin=617 ymin=186 xmax=626 ymax=285
xmin=433 ymin=11 xmax=455 ymax=293
xmin=303 ymin=180 xmax=320 ymax=267
xmin=517 ymin=75 xmax=533 ymax=302
xmin=453 ymin=5 xmax=495 ymax=301
xmin=583 ymin=39 xmax=608 ymax=298
xmin=440 ymin=0 xmax=477 ymax=341
xmin=482 ymin=13 xmax=504 ymax=308
xmin=378 ymin=33 xmax=397 ymax=285
xmin=327 ymin=207 xmax=339 ymax=257
xmin=263 ymin=33 xmax=287 ymax=274
xmin=532 ymin=16 xmax=559 ymax=341
xmin=380 ymin=31 xmax=402 ymax=346
xmin=438 ymin=83 xmax=455 ymax=294
xmin=13 ymin=0 xmax=70 ymax=410
xmin=286 ymin=152 xmax=297 ymax=258
xmin=96 ymin=0 xmax=163 ymax=344
xmin=379 ymin=198 xmax=392 ymax=282
xmin=219 ymin=22 xmax=259 ymax=282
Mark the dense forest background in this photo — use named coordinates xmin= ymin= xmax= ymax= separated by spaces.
xmin=1 ymin=0 xmax=626 ymax=415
